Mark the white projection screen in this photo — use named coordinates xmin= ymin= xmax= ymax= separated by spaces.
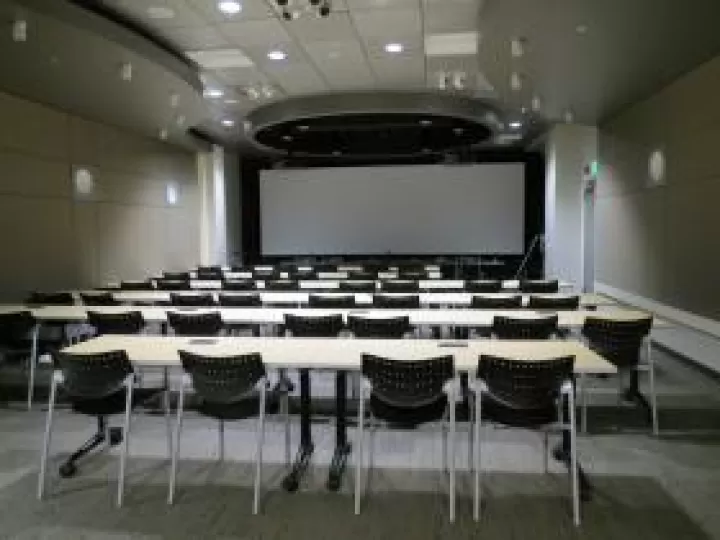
xmin=260 ymin=164 xmax=525 ymax=255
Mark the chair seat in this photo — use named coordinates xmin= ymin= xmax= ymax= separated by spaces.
xmin=370 ymin=393 xmax=447 ymax=428
xmin=190 ymin=388 xmax=281 ymax=420
xmin=480 ymin=391 xmax=556 ymax=428
xmin=71 ymin=387 xmax=164 ymax=417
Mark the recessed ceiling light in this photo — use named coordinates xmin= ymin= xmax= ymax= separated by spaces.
xmin=453 ymin=127 xmax=464 ymax=135
xmin=575 ymin=24 xmax=589 ymax=35
xmin=221 ymin=119 xmax=235 ymax=127
xmin=186 ymin=49 xmax=253 ymax=69
xmin=224 ymin=98 xmax=239 ymax=105
xmin=419 ymin=119 xmax=432 ymax=127
xmin=327 ymin=51 xmax=341 ymax=59
xmin=297 ymin=125 xmax=310 ymax=131
xmin=282 ymin=135 xmax=293 ymax=142
xmin=204 ymin=88 xmax=224 ymax=99
xmin=147 ymin=6 xmax=175 ymax=19
xmin=510 ymin=37 xmax=525 ymax=58
xmin=510 ymin=72 xmax=522 ymax=91
xmin=267 ymin=50 xmax=287 ymax=61
xmin=425 ymin=32 xmax=478 ymax=57
xmin=509 ymin=121 xmax=523 ymax=130
xmin=384 ymin=43 xmax=403 ymax=54
xmin=159 ymin=128 xmax=169 ymax=140
xmin=218 ymin=1 xmax=242 ymax=15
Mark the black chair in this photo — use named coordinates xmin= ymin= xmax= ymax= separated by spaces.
xmin=308 ymin=294 xmax=357 ymax=309
xmin=347 ymin=271 xmax=374 ymax=281
xmin=581 ymin=317 xmax=656 ymax=434
xmin=264 ymin=280 xmax=297 ymax=291
xmin=473 ymin=354 xmax=578 ymax=524
xmin=0 ymin=311 xmax=36 ymax=407
xmin=399 ymin=270 xmax=428 ymax=280
xmin=491 ymin=315 xmax=559 ymax=340
xmin=470 ymin=295 xmax=523 ymax=309
xmin=528 ymin=295 xmax=581 ymax=310
xmin=379 ymin=280 xmax=419 ymax=293
xmin=253 ymin=269 xmax=279 ymax=280
xmin=339 ymin=281 xmax=376 ymax=293
xmin=288 ymin=268 xmax=316 ymax=280
xmin=169 ymin=351 xmax=285 ymax=514
xmin=156 ymin=279 xmax=191 ymax=291
xmin=218 ymin=293 xmax=262 ymax=307
xmin=284 ymin=313 xmax=344 ymax=337
xmin=167 ymin=311 xmax=224 ymax=336
xmin=197 ymin=266 xmax=223 ymax=280
xmin=355 ymin=353 xmax=457 ymax=521
xmin=26 ymin=292 xmax=74 ymax=306
xmin=87 ymin=311 xmax=145 ymax=335
xmin=80 ymin=292 xmax=120 ymax=306
xmin=373 ymin=294 xmax=420 ymax=309
xmin=164 ymin=271 xmax=191 ymax=281
xmin=120 ymin=280 xmax=155 ymax=290
xmin=347 ymin=315 xmax=411 ymax=339
xmin=170 ymin=292 xmax=216 ymax=307
xmin=519 ymin=279 xmax=560 ymax=293
xmin=39 ymin=350 xmax=169 ymax=506
xmin=222 ymin=279 xmax=257 ymax=291
xmin=465 ymin=280 xmax=502 ymax=293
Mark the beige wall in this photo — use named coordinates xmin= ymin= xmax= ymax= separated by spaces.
xmin=597 ymin=54 xmax=720 ymax=320
xmin=0 ymin=91 xmax=200 ymax=300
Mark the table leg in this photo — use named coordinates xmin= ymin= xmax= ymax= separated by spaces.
xmin=327 ymin=370 xmax=351 ymax=491
xmin=281 ymin=368 xmax=313 ymax=492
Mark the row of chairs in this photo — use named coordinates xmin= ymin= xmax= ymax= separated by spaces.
xmin=121 ymin=278 xmax=561 ymax=293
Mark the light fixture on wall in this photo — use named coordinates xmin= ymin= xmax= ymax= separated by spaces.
xmin=120 ymin=62 xmax=133 ymax=82
xmin=510 ymin=72 xmax=522 ymax=91
xmin=648 ymin=149 xmax=666 ymax=187
xmin=12 ymin=19 xmax=27 ymax=42
xmin=159 ymin=128 xmax=169 ymax=140
xmin=531 ymin=95 xmax=542 ymax=113
xmin=510 ymin=37 xmax=525 ymax=58
xmin=73 ymin=167 xmax=95 ymax=197
xmin=166 ymin=182 xmax=179 ymax=206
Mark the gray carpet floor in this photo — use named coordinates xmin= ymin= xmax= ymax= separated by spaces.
xmin=0 ymin=346 xmax=719 ymax=539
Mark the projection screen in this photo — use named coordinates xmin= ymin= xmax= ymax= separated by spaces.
xmin=260 ymin=163 xmax=525 ymax=255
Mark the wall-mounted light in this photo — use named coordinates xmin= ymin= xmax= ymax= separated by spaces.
xmin=73 ymin=167 xmax=95 ymax=197
xmin=120 ymin=62 xmax=133 ymax=82
xmin=510 ymin=37 xmax=525 ymax=58
xmin=166 ymin=182 xmax=179 ymax=206
xmin=169 ymin=93 xmax=180 ymax=108
xmin=648 ymin=149 xmax=666 ymax=187
xmin=510 ymin=72 xmax=522 ymax=91
xmin=12 ymin=19 xmax=27 ymax=42
xmin=531 ymin=95 xmax=542 ymax=112
xmin=159 ymin=128 xmax=169 ymax=141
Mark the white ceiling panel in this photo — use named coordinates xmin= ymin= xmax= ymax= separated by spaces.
xmin=304 ymin=40 xmax=375 ymax=88
xmin=213 ymin=66 xmax=267 ymax=84
xmin=241 ymin=41 xmax=308 ymax=68
xmin=347 ymin=0 xmax=419 ymax=10
xmin=286 ymin=12 xmax=358 ymax=43
xmin=350 ymin=8 xmax=421 ymax=41
xmin=369 ymin=54 xmax=426 ymax=88
xmin=264 ymin=63 xmax=328 ymax=95
xmin=423 ymin=1 xmax=480 ymax=33
xmin=163 ymin=25 xmax=231 ymax=49
xmin=219 ymin=18 xmax=293 ymax=47
xmin=186 ymin=0 xmax=275 ymax=23
xmin=101 ymin=0 xmax=207 ymax=29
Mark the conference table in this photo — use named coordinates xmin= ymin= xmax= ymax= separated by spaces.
xmin=60 ymin=334 xmax=616 ymax=494
xmin=81 ymin=290 xmax=615 ymax=309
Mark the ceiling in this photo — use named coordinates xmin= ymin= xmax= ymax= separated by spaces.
xmin=2 ymin=0 xmax=720 ymax=154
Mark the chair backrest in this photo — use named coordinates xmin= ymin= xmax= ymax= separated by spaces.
xmin=264 ymin=279 xmax=297 ymax=291
xmin=55 ymin=350 xmax=133 ymax=400
xmin=288 ymin=269 xmax=316 ymax=280
xmin=519 ymin=279 xmax=560 ymax=293
xmin=347 ymin=315 xmax=410 ymax=339
xmin=253 ymin=269 xmax=279 ymax=280
xmin=361 ymin=353 xmax=454 ymax=407
xmin=528 ymin=295 xmax=580 ymax=310
xmin=399 ymin=271 xmax=428 ymax=280
xmin=87 ymin=311 xmax=145 ymax=335
xmin=347 ymin=271 xmax=374 ymax=280
xmin=197 ymin=266 xmax=223 ymax=280
xmin=478 ymin=354 xmax=574 ymax=412
xmin=308 ymin=294 xmax=356 ymax=309
xmin=0 ymin=311 xmax=35 ymax=346
xmin=178 ymin=350 xmax=265 ymax=404
xmin=120 ymin=280 xmax=154 ymax=290
xmin=156 ymin=279 xmax=191 ymax=291
xmin=164 ymin=271 xmax=191 ymax=281
xmin=222 ymin=279 xmax=256 ymax=291
xmin=339 ymin=280 xmax=376 ymax=293
xmin=470 ymin=295 xmax=523 ymax=309
xmin=373 ymin=294 xmax=420 ymax=309
xmin=80 ymin=292 xmax=120 ymax=306
xmin=170 ymin=292 xmax=216 ymax=307
xmin=380 ymin=280 xmax=419 ymax=292
xmin=284 ymin=313 xmax=344 ymax=337
xmin=581 ymin=317 xmax=653 ymax=368
xmin=465 ymin=280 xmax=503 ymax=293
xmin=218 ymin=293 xmax=262 ymax=307
xmin=26 ymin=292 xmax=75 ymax=306
xmin=167 ymin=311 xmax=224 ymax=336
xmin=491 ymin=315 xmax=559 ymax=340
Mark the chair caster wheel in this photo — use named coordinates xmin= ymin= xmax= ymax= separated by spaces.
xmin=108 ymin=427 xmax=123 ymax=446
xmin=59 ymin=462 xmax=77 ymax=478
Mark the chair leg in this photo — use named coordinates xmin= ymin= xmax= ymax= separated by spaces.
xmin=449 ymin=385 xmax=456 ymax=524
xmin=473 ymin=392 xmax=482 ymax=522
xmin=647 ymin=340 xmax=659 ymax=436
xmin=37 ymin=372 xmax=57 ymax=500
xmin=163 ymin=386 xmax=173 ymax=459
xmin=441 ymin=420 xmax=449 ymax=474
xmin=117 ymin=379 xmax=134 ymax=508
xmin=543 ymin=430 xmax=549 ymax=474
xmin=569 ymin=390 xmax=580 ymax=527
xmin=354 ymin=383 xmax=365 ymax=515
xmin=27 ymin=323 xmax=40 ymax=411
xmin=580 ymin=374 xmax=588 ymax=434
xmin=168 ymin=383 xmax=185 ymax=505
xmin=468 ymin=394 xmax=474 ymax=473
xmin=253 ymin=382 xmax=268 ymax=515
xmin=218 ymin=419 xmax=225 ymax=462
